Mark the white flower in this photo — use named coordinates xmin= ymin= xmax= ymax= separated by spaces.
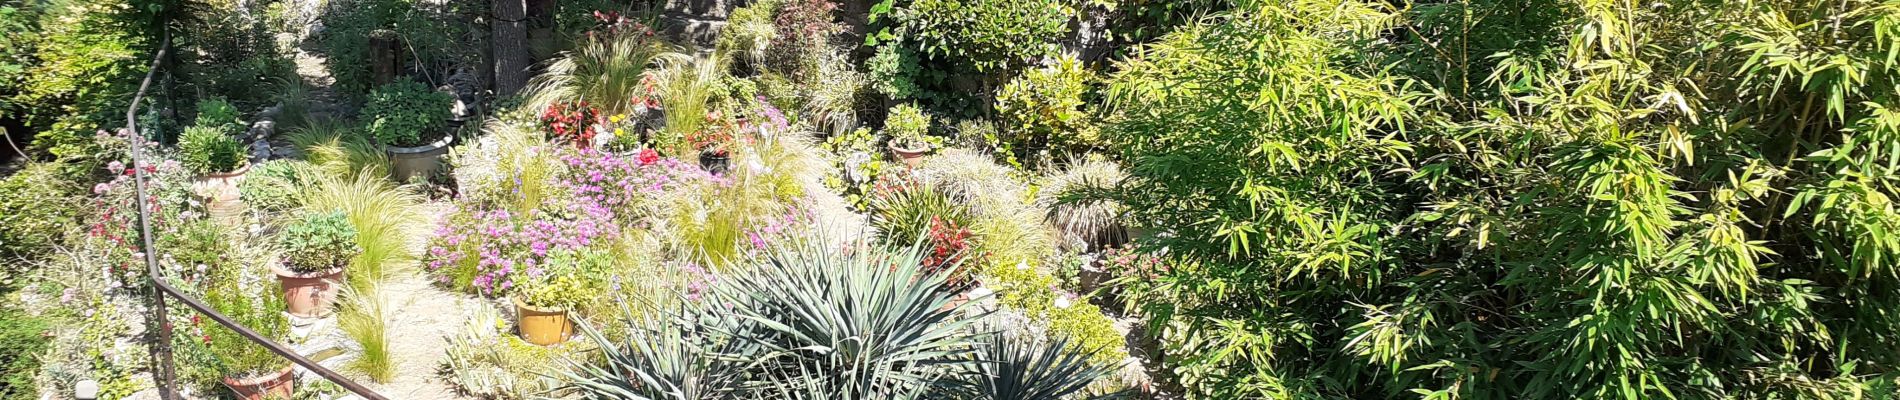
xmin=1053 ymin=296 xmax=1072 ymax=309
xmin=1016 ymin=260 xmax=1030 ymax=271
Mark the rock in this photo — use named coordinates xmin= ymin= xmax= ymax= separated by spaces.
xmin=73 ymin=380 xmax=99 ymax=400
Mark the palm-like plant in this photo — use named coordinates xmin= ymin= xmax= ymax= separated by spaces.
xmin=961 ymin=334 xmax=1121 ymax=400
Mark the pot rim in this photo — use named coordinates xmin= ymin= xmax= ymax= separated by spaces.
xmin=222 ymin=365 xmax=294 ymax=385
xmin=384 ymin=135 xmax=453 ymax=154
xmin=198 ymin=161 xmax=253 ymax=179
xmin=271 ymin=265 xmax=345 ymax=279
xmin=887 ymin=141 xmax=929 ymax=155
xmin=512 ymin=296 xmax=570 ymax=313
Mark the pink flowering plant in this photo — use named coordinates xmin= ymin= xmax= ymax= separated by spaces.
xmin=427 ymin=146 xmax=710 ymax=297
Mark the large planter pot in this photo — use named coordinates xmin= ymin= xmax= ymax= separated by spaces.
xmin=274 ymin=266 xmax=345 ymax=318
xmin=888 ymin=142 xmax=928 ymax=169
xmin=386 ymin=136 xmax=452 ymax=183
xmin=698 ymin=150 xmax=730 ymax=175
xmin=193 ymin=163 xmax=251 ymax=225
xmin=514 ymin=297 xmax=572 ymax=346
xmin=221 ymin=366 xmax=294 ymax=400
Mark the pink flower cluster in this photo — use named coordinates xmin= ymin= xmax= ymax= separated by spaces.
xmin=428 ymin=148 xmax=712 ymax=296
xmin=558 ymin=148 xmax=707 ymax=222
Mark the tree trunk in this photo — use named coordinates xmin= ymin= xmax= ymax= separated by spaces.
xmin=369 ymin=29 xmax=404 ymax=86
xmin=493 ymin=0 xmax=530 ymax=96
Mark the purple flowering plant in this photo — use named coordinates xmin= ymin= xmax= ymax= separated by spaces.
xmin=427 ymin=146 xmax=710 ymax=297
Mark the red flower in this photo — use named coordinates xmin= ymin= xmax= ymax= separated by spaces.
xmin=638 ymin=148 xmax=660 ymax=165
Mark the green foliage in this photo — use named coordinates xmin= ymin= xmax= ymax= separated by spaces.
xmin=300 ymin=172 xmax=431 ymax=289
xmin=192 ymin=97 xmax=243 ymax=134
xmin=519 ymin=250 xmax=609 ymax=310
xmin=564 ymin=239 xmax=1119 ymax=399
xmin=868 ymin=177 xmax=972 ymax=245
xmin=319 ymin=0 xmax=471 ymax=95
xmin=19 ymin=0 xmax=148 ymax=160
xmin=363 ymin=79 xmax=453 ymax=147
xmin=523 ymin=28 xmax=665 ymax=118
xmin=652 ymin=53 xmax=723 ymax=157
xmin=239 ymin=159 xmax=314 ymax=214
xmin=278 ymin=210 xmax=361 ymax=274
xmin=0 ymin=161 xmax=81 ymax=264
xmin=883 ymin=103 xmax=933 ymax=149
xmin=0 ymin=4 xmax=39 ymax=114
xmin=204 ymin=269 xmax=289 ymax=377
xmin=177 ymin=125 xmax=247 ymax=175
xmin=1099 ymin=0 xmax=1900 ymax=398
xmin=868 ymin=43 xmax=921 ymax=99
xmin=884 ymin=0 xmax=1074 ymax=73
xmin=337 ymin=284 xmax=393 ymax=382
xmin=996 ymin=55 xmax=1101 ymax=163
xmin=0 ymin=308 xmax=49 ymax=399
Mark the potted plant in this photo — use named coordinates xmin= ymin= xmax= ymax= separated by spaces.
xmin=365 ymin=79 xmax=455 ymax=182
xmin=514 ymin=271 xmax=589 ymax=346
xmin=883 ymin=104 xmax=933 ymax=168
xmin=180 ymin=124 xmax=251 ymax=222
xmin=205 ymin=276 xmax=294 ymax=400
xmin=689 ymin=115 xmax=737 ymax=175
xmin=273 ymin=210 xmax=359 ymax=318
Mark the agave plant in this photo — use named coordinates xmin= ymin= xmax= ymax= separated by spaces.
xmin=961 ymin=333 xmax=1123 ymax=400
xmin=567 ymin=238 xmax=1114 ymax=399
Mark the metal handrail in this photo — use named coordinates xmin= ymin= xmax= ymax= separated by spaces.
xmin=126 ymin=35 xmax=388 ymax=400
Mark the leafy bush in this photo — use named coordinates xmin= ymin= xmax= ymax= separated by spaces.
xmin=193 ymin=97 xmax=244 ymax=134
xmin=1037 ymin=158 xmax=1125 ymax=251
xmin=238 ymin=159 xmax=314 ymax=214
xmin=868 ymin=43 xmax=922 ymax=100
xmin=177 ymin=125 xmax=247 ymax=175
xmin=204 ymin=271 xmax=290 ymax=378
xmin=1100 ymin=0 xmax=1900 ymax=398
xmin=995 ymin=55 xmax=1100 ymax=162
xmin=563 ymin=239 xmax=1122 ymax=399
xmin=883 ymin=103 xmax=933 ymax=150
xmin=0 ymin=161 xmax=81 ymax=264
xmin=0 ymin=308 xmax=49 ymax=399
xmin=320 ymin=0 xmax=470 ymax=95
xmin=18 ymin=1 xmax=148 ymax=161
xmin=363 ymin=79 xmax=453 ymax=147
xmin=278 ymin=210 xmax=361 ymax=274
xmin=884 ymin=0 xmax=1074 ymax=73
xmin=766 ymin=0 xmax=841 ymax=79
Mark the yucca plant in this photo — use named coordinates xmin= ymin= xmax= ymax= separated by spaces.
xmin=569 ymin=239 xmax=1129 ymax=399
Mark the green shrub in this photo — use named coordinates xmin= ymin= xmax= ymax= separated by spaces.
xmin=995 ymin=55 xmax=1100 ymax=162
xmin=0 ymin=4 xmax=39 ymax=115
xmin=239 ymin=159 xmax=314 ymax=214
xmin=0 ymin=162 xmax=81 ymax=264
xmin=885 ymin=0 xmax=1074 ymax=73
xmin=204 ymin=270 xmax=289 ymax=378
xmin=867 ymin=43 xmax=921 ymax=100
xmin=363 ymin=79 xmax=453 ymax=147
xmin=193 ymin=97 xmax=244 ymax=134
xmin=279 ymin=210 xmax=361 ymax=274
xmin=522 ymin=27 xmax=665 ymax=118
xmin=19 ymin=0 xmax=148 ymax=161
xmin=177 ymin=125 xmax=247 ymax=175
xmin=882 ymin=103 xmax=932 ymax=150
xmin=320 ymin=0 xmax=470 ymax=95
xmin=0 ymin=308 xmax=49 ymax=399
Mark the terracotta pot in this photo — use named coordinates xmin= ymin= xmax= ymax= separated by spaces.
xmin=385 ymin=135 xmax=452 ymax=183
xmin=274 ymin=266 xmax=345 ymax=318
xmin=193 ymin=163 xmax=251 ymax=225
xmin=222 ymin=366 xmax=294 ymax=400
xmin=515 ymin=297 xmax=572 ymax=346
xmin=888 ymin=142 xmax=928 ymax=169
